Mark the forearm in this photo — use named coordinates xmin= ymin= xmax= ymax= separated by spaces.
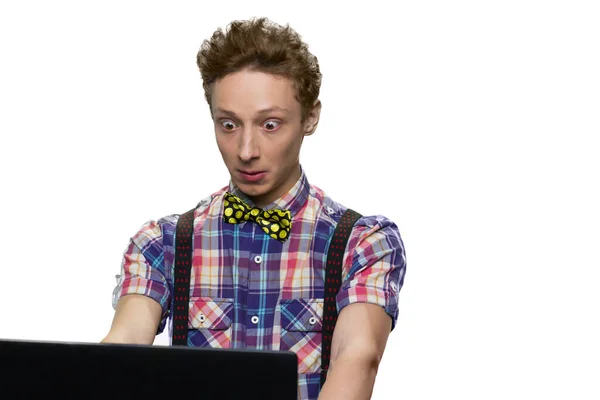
xmin=318 ymin=354 xmax=380 ymax=400
xmin=101 ymin=294 xmax=161 ymax=345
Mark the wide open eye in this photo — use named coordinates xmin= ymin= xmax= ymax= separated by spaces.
xmin=263 ymin=120 xmax=281 ymax=131
xmin=220 ymin=120 xmax=237 ymax=131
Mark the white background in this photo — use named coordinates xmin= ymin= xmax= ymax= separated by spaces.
xmin=1 ymin=1 xmax=599 ymax=399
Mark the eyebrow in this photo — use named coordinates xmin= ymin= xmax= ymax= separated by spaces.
xmin=214 ymin=107 xmax=290 ymax=118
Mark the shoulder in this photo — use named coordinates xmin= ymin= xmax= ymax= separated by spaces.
xmin=310 ymin=184 xmax=405 ymax=273
xmin=130 ymin=185 xmax=229 ymax=247
xmin=352 ymin=214 xmax=404 ymax=249
xmin=345 ymin=212 xmax=405 ymax=272
xmin=310 ymin=183 xmax=404 ymax=246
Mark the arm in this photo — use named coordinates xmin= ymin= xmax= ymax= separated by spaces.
xmin=318 ymin=303 xmax=392 ymax=400
xmin=101 ymin=294 xmax=162 ymax=345
xmin=102 ymin=219 xmax=172 ymax=344
xmin=319 ymin=214 xmax=406 ymax=399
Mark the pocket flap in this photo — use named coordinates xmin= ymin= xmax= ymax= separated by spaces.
xmin=280 ymin=299 xmax=323 ymax=332
xmin=188 ymin=297 xmax=234 ymax=330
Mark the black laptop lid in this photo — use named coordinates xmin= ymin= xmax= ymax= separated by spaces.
xmin=0 ymin=339 xmax=298 ymax=399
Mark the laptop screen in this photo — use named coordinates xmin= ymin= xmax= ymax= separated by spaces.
xmin=0 ymin=339 xmax=298 ymax=399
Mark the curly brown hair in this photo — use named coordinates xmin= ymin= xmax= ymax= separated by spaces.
xmin=197 ymin=17 xmax=322 ymax=122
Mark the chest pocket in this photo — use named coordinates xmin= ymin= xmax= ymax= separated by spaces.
xmin=279 ymin=299 xmax=324 ymax=374
xmin=187 ymin=297 xmax=234 ymax=349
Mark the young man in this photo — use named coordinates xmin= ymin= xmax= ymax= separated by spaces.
xmin=103 ymin=17 xmax=406 ymax=400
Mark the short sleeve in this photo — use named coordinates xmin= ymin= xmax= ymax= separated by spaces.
xmin=335 ymin=215 xmax=406 ymax=330
xmin=112 ymin=220 xmax=171 ymax=335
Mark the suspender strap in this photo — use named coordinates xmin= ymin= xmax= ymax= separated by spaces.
xmin=320 ymin=208 xmax=363 ymax=388
xmin=172 ymin=208 xmax=196 ymax=346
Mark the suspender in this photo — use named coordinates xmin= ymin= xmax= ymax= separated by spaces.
xmin=171 ymin=206 xmax=362 ymax=387
xmin=171 ymin=208 xmax=196 ymax=346
xmin=320 ymin=208 xmax=362 ymax=387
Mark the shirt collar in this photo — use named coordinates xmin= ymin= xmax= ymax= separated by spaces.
xmin=228 ymin=166 xmax=310 ymax=218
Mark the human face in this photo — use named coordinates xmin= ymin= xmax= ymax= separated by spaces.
xmin=211 ymin=69 xmax=320 ymax=208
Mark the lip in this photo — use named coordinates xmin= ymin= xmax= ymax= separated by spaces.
xmin=238 ymin=169 xmax=267 ymax=183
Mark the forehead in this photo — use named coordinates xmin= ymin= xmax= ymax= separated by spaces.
xmin=211 ymin=69 xmax=300 ymax=115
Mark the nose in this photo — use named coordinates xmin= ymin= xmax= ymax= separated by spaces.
xmin=238 ymin=126 xmax=260 ymax=163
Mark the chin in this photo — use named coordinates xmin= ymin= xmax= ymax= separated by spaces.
xmin=234 ymin=180 xmax=267 ymax=195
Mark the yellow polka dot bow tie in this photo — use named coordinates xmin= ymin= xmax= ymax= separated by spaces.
xmin=223 ymin=192 xmax=292 ymax=242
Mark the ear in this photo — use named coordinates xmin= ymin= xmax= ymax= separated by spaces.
xmin=303 ymin=100 xmax=322 ymax=136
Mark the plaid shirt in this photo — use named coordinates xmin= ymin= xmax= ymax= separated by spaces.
xmin=113 ymin=168 xmax=406 ymax=400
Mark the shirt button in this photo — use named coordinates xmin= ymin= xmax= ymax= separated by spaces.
xmin=327 ymin=206 xmax=335 ymax=214
xmin=199 ymin=314 xmax=206 ymax=322
xmin=251 ymin=316 xmax=260 ymax=324
xmin=309 ymin=316 xmax=317 ymax=325
xmin=254 ymin=255 xmax=262 ymax=264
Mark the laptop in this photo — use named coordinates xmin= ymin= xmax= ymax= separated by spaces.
xmin=0 ymin=338 xmax=298 ymax=399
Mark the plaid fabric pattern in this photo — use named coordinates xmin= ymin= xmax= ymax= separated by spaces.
xmin=113 ymin=168 xmax=406 ymax=400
